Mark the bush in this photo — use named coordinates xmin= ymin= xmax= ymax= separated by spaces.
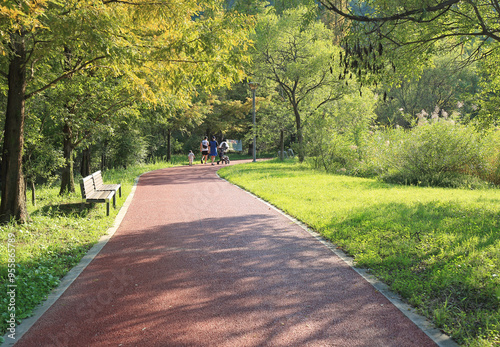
xmin=359 ymin=127 xmax=405 ymax=177
xmin=477 ymin=129 xmax=500 ymax=185
xmin=307 ymin=131 xmax=360 ymax=174
xmin=305 ymin=111 xmax=365 ymax=174
xmin=380 ymin=118 xmax=485 ymax=187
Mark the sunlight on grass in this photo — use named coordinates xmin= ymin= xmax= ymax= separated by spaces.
xmin=219 ymin=159 xmax=500 ymax=347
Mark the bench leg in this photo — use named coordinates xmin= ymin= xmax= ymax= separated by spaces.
xmin=119 ymin=187 xmax=122 ymax=198
xmin=106 ymin=202 xmax=110 ymax=216
xmin=113 ymin=194 xmax=116 ymax=208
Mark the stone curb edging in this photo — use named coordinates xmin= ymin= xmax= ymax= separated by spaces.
xmin=1 ymin=177 xmax=141 ymax=347
xmin=217 ymin=172 xmax=459 ymax=347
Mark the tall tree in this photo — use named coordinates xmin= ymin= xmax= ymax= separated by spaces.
xmin=0 ymin=0 xmax=253 ymax=223
xmin=252 ymin=5 xmax=349 ymax=161
xmin=48 ymin=73 xmax=135 ymax=195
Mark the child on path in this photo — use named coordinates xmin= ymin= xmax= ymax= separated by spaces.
xmin=188 ymin=150 xmax=195 ymax=165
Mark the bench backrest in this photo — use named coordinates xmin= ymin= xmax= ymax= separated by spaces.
xmin=92 ymin=171 xmax=104 ymax=189
xmin=81 ymin=175 xmax=95 ymax=199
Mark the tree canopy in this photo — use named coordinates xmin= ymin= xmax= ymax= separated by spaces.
xmin=318 ymin=0 xmax=500 ymax=81
xmin=0 ymin=0 xmax=253 ymax=223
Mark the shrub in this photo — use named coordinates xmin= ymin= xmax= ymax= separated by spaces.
xmin=477 ymin=129 xmax=500 ymax=185
xmin=305 ymin=111 xmax=366 ymax=174
xmin=381 ymin=118 xmax=484 ymax=187
xmin=306 ymin=131 xmax=360 ymax=174
xmin=360 ymin=126 xmax=407 ymax=177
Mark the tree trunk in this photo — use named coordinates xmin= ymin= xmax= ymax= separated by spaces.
xmin=292 ymin=103 xmax=304 ymax=162
xmin=0 ymin=32 xmax=29 ymax=224
xmin=280 ymin=130 xmax=285 ymax=161
xmin=80 ymin=146 xmax=91 ymax=177
xmin=101 ymin=140 xmax=107 ymax=170
xmin=59 ymin=122 xmax=75 ymax=195
xmin=167 ymin=128 xmax=172 ymax=162
xmin=31 ymin=180 xmax=36 ymax=207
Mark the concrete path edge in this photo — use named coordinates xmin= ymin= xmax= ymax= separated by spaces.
xmin=1 ymin=176 xmax=142 ymax=347
xmin=216 ymin=173 xmax=459 ymax=347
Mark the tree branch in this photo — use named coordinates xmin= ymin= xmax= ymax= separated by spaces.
xmin=318 ymin=0 xmax=461 ymax=23
xmin=24 ymin=56 xmax=106 ymax=100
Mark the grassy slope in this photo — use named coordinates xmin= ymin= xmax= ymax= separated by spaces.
xmin=218 ymin=159 xmax=500 ymax=347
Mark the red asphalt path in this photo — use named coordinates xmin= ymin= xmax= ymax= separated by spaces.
xmin=15 ymin=161 xmax=437 ymax=347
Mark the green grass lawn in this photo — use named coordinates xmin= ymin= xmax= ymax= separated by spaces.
xmin=218 ymin=159 xmax=500 ymax=347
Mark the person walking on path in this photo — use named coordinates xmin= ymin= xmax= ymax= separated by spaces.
xmin=209 ymin=136 xmax=218 ymax=165
xmin=200 ymin=136 xmax=209 ymax=164
xmin=188 ymin=150 xmax=195 ymax=166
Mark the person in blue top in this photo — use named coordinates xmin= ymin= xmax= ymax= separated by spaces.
xmin=209 ymin=136 xmax=218 ymax=165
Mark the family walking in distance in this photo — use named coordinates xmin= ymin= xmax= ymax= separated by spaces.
xmin=190 ymin=136 xmax=229 ymax=166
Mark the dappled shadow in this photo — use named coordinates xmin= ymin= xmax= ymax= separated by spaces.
xmin=327 ymin=199 xmax=500 ymax=251
xmin=15 ymin=162 xmax=437 ymax=347
xmin=15 ymin=214 xmax=434 ymax=346
xmin=31 ymin=203 xmax=90 ymax=217
xmin=322 ymin=198 xmax=500 ymax=316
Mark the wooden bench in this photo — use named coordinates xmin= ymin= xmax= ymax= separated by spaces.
xmin=92 ymin=170 xmax=122 ymax=199
xmin=80 ymin=175 xmax=115 ymax=216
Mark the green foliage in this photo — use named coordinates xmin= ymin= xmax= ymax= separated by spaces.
xmin=322 ymin=0 xmax=500 ymax=79
xmin=306 ymin=113 xmax=360 ymax=173
xmin=107 ymin=123 xmax=148 ymax=169
xmin=320 ymin=1 xmax=500 ymax=126
xmin=304 ymin=90 xmax=377 ymax=174
xmin=24 ymin=98 xmax=65 ymax=187
xmin=0 ymin=0 xmax=255 ymax=222
xmin=219 ymin=160 xmax=500 ymax=346
xmin=477 ymin=49 xmax=500 ymax=128
xmin=378 ymin=116 xmax=485 ymax=187
xmin=477 ymin=129 xmax=500 ymax=185
xmin=252 ymin=4 xmax=349 ymax=161
xmin=256 ymin=98 xmax=295 ymax=155
xmin=375 ymin=54 xmax=480 ymax=127
xmin=0 ymin=191 xmax=112 ymax=336
xmin=201 ymin=90 xmax=254 ymax=139
xmin=307 ymin=131 xmax=359 ymax=173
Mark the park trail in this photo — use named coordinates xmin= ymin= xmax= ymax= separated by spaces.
xmin=14 ymin=160 xmax=441 ymax=347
